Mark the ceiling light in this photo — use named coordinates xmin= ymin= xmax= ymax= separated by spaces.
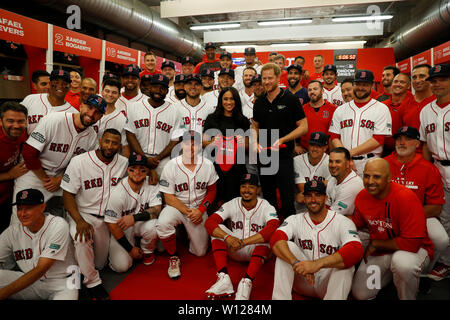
xmin=332 ymin=15 xmax=393 ymax=22
xmin=257 ymin=19 xmax=312 ymax=26
xmin=324 ymin=41 xmax=367 ymax=45
xmin=270 ymin=43 xmax=309 ymax=47
xmin=190 ymin=23 xmax=241 ymax=30
xmin=220 ymin=44 xmax=256 ymax=49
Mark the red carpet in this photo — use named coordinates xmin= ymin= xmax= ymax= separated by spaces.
xmin=109 ymin=238 xmax=310 ymax=300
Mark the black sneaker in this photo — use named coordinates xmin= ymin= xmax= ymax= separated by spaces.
xmin=87 ymin=283 xmax=110 ymax=300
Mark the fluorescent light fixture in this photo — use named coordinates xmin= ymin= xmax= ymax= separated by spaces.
xmin=190 ymin=23 xmax=240 ymax=30
xmin=270 ymin=43 xmax=309 ymax=47
xmin=220 ymin=44 xmax=256 ymax=49
xmin=258 ymin=19 xmax=312 ymax=26
xmin=332 ymin=15 xmax=393 ymax=22
xmin=324 ymin=40 xmax=367 ymax=45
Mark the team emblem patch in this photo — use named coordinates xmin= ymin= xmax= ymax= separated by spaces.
xmin=337 ymin=201 xmax=348 ymax=209
xmin=49 ymin=243 xmax=61 ymax=250
xmin=105 ymin=210 xmax=117 ymax=218
xmin=31 ymin=131 xmax=45 ymax=143
xmin=62 ymin=174 xmax=70 ymax=183
xmin=159 ymin=179 xmax=169 ymax=187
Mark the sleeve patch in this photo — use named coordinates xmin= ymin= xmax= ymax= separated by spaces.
xmin=49 ymin=243 xmax=61 ymax=250
xmin=105 ymin=210 xmax=118 ymax=218
xmin=30 ymin=131 xmax=45 ymax=143
xmin=159 ymin=179 xmax=169 ymax=187
xmin=337 ymin=201 xmax=348 ymax=209
xmin=62 ymin=174 xmax=70 ymax=183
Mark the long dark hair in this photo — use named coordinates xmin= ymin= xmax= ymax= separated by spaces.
xmin=211 ymin=86 xmax=247 ymax=127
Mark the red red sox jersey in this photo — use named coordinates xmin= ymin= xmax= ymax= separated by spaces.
xmin=300 ymin=101 xmax=337 ymax=149
xmin=104 ymin=177 xmax=162 ymax=224
xmin=419 ymin=100 xmax=450 ymax=187
xmin=159 ymin=155 xmax=219 ymax=208
xmin=326 ymin=171 xmax=364 ymax=216
xmin=173 ymin=98 xmax=216 ymax=137
xmin=21 ymin=93 xmax=78 ymax=134
xmin=124 ymin=99 xmax=180 ymax=155
xmin=293 ymin=153 xmax=331 ymax=184
xmin=115 ymin=92 xmax=145 ymax=118
xmin=400 ymin=95 xmax=435 ymax=131
xmin=277 ymin=210 xmax=361 ymax=261
xmin=384 ymin=152 xmax=445 ymax=206
xmin=329 ymin=99 xmax=392 ymax=156
xmin=60 ymin=151 xmax=128 ymax=216
xmin=92 ymin=109 xmax=128 ymax=146
xmin=26 ymin=112 xmax=98 ymax=176
xmin=215 ymin=197 xmax=279 ymax=239
xmin=353 ymin=182 xmax=434 ymax=258
xmin=323 ymin=85 xmax=344 ymax=107
xmin=0 ymin=214 xmax=76 ymax=279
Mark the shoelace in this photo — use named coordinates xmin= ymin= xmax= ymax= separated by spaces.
xmin=170 ymin=258 xmax=179 ymax=269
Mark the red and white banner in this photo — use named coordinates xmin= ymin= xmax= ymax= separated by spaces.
xmin=397 ymin=58 xmax=411 ymax=74
xmin=105 ymin=42 xmax=139 ymax=65
xmin=53 ymin=26 xmax=102 ymax=60
xmin=433 ymin=41 xmax=450 ymax=65
xmin=412 ymin=49 xmax=432 ymax=68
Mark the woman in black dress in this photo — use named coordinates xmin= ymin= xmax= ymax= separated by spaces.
xmin=203 ymin=86 xmax=250 ymax=211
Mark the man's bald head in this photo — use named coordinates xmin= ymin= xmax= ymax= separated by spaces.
xmin=363 ymin=158 xmax=392 ymax=199
xmin=80 ymin=78 xmax=97 ymax=102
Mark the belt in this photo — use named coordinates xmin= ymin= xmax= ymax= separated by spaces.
xmin=352 ymin=153 xmax=375 ymax=161
xmin=437 ymin=159 xmax=450 ymax=166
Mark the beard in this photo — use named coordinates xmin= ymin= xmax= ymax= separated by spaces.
xmin=354 ymin=89 xmax=371 ymax=100
xmin=149 ymin=91 xmax=166 ymax=103
xmin=203 ymin=85 xmax=213 ymax=91
xmin=100 ymin=147 xmax=116 ymax=160
xmin=175 ymin=89 xmax=186 ymax=100
xmin=288 ymin=78 xmax=300 ymax=89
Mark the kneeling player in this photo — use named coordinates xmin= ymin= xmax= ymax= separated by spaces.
xmin=204 ymin=173 xmax=280 ymax=300
xmin=271 ymin=180 xmax=363 ymax=300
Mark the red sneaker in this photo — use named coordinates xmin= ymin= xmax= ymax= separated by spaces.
xmin=143 ymin=252 xmax=156 ymax=266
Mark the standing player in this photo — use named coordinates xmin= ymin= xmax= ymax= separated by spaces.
xmin=0 ymin=102 xmax=28 ymax=232
xmin=213 ymin=51 xmax=233 ymax=89
xmin=93 ymin=78 xmax=130 ymax=157
xmin=294 ymin=132 xmax=331 ymax=207
xmin=326 ymin=147 xmax=364 ymax=216
xmin=65 ymin=70 xmax=82 ymax=109
xmin=350 ymin=159 xmax=433 ymax=300
xmin=161 ymin=60 xmax=176 ymax=88
xmin=157 ymin=130 xmax=218 ymax=279
xmin=194 ymin=42 xmax=221 ymax=75
xmin=104 ymin=154 xmax=162 ymax=272
xmin=322 ymin=65 xmax=344 ymax=107
xmin=340 ymin=78 xmax=355 ymax=103
xmin=293 ymin=56 xmax=310 ymax=88
xmin=420 ymin=64 xmax=450 ymax=280
xmin=181 ymin=57 xmax=196 ymax=76
xmin=173 ymin=74 xmax=216 ymax=136
xmin=21 ymin=69 xmax=77 ymax=135
xmin=286 ymin=64 xmax=309 ymax=107
xmin=201 ymin=69 xmax=216 ymax=97
xmin=204 ymin=174 xmax=280 ymax=300
xmin=271 ymin=180 xmax=363 ymax=300
xmin=116 ymin=64 xmax=144 ymax=117
xmin=125 ymin=74 xmax=181 ymax=177
xmin=234 ymin=48 xmax=262 ymax=91
xmin=61 ymin=129 xmax=128 ymax=300
xmin=298 ymin=80 xmax=337 ymax=152
xmin=329 ymin=70 xmax=392 ymax=176
xmin=241 ymin=74 xmax=264 ymax=122
xmin=31 ymin=70 xmax=50 ymax=94
xmin=0 ymin=189 xmax=77 ymax=300
xmin=140 ymin=51 xmax=161 ymax=77
xmin=13 ymin=94 xmax=106 ymax=224
xmin=166 ymin=74 xmax=187 ymax=104
xmin=273 ymin=54 xmax=289 ymax=89
xmin=71 ymin=77 xmax=97 ymax=111
xmin=376 ymin=66 xmax=400 ymax=102
xmin=239 ymin=67 xmax=257 ymax=106
xmin=309 ymin=55 xmax=325 ymax=82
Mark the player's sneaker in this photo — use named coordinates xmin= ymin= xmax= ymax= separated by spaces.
xmin=143 ymin=252 xmax=156 ymax=266
xmin=235 ymin=278 xmax=252 ymax=300
xmin=427 ymin=262 xmax=450 ymax=281
xmin=205 ymin=272 xmax=234 ymax=299
xmin=87 ymin=283 xmax=110 ymax=301
xmin=168 ymin=256 xmax=181 ymax=279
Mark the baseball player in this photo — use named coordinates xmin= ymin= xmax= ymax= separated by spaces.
xmin=286 ymin=64 xmax=309 ymax=107
xmin=166 ymin=74 xmax=187 ymax=104
xmin=201 ymin=69 xmax=216 ymax=96
xmin=271 ymin=180 xmax=363 ymax=300
xmin=420 ymin=64 xmax=450 ymax=281
xmin=241 ymin=74 xmax=264 ymax=122
xmin=326 ymin=147 xmax=364 ymax=216
xmin=93 ymin=78 xmax=130 ymax=157
xmin=234 ymin=47 xmax=262 ymax=92
xmin=350 ymin=159 xmax=433 ymax=300
xmin=161 ymin=60 xmax=176 ymax=88
xmin=203 ymin=68 xmax=236 ymax=109
xmin=21 ymin=69 xmax=78 ymax=135
xmin=340 ymin=78 xmax=355 ymax=103
xmin=0 ymin=189 xmax=77 ymax=300
xmin=104 ymin=153 xmax=162 ymax=272
xmin=115 ymin=64 xmax=144 ymax=118
xmin=125 ymin=74 xmax=181 ymax=178
xmin=310 ymin=55 xmax=325 ymax=82
xmin=31 ymin=70 xmax=50 ymax=94
xmin=385 ymin=126 xmax=448 ymax=276
xmin=194 ymin=42 xmax=221 ymax=75
xmin=61 ymin=128 xmax=128 ymax=300
xmin=299 ymin=80 xmax=337 ymax=152
xmin=181 ymin=56 xmax=195 ymax=76
xmin=239 ymin=67 xmax=257 ymax=106
xmin=213 ymin=51 xmax=233 ymax=90
xmin=329 ymin=70 xmax=392 ymax=176
xmin=204 ymin=173 xmax=280 ymax=300
xmin=140 ymin=51 xmax=161 ymax=77
xmin=71 ymin=77 xmax=97 ymax=111
xmin=13 ymin=94 xmax=106 ymax=224
xmin=322 ymin=65 xmax=344 ymax=107
xmin=156 ymin=130 xmax=218 ymax=279
xmin=172 ymin=74 xmax=216 ymax=138
xmin=294 ymin=132 xmax=331 ymax=208
xmin=376 ymin=66 xmax=400 ymax=102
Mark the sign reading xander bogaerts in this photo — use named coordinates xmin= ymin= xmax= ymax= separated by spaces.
xmin=53 ymin=25 xmax=102 ymax=60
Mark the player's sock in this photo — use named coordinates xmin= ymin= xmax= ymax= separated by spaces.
xmin=160 ymin=234 xmax=177 ymax=256
xmin=212 ymin=239 xmax=228 ymax=272
xmin=246 ymin=246 xmax=269 ymax=279
xmin=218 ymin=267 xmax=228 ymax=274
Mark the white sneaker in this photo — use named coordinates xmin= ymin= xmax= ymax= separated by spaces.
xmin=168 ymin=256 xmax=181 ymax=279
xmin=235 ymin=278 xmax=252 ymax=300
xmin=205 ymin=272 xmax=234 ymax=299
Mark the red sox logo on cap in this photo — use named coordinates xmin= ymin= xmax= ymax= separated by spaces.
xmin=361 ymin=71 xmax=366 ymax=78
xmin=245 ymin=173 xmax=251 ymax=180
xmin=97 ymin=97 xmax=102 ymax=104
xmin=159 ymin=75 xmax=163 ymax=81
xmin=20 ymin=191 xmax=28 ymax=199
xmin=314 ymin=133 xmax=320 ymax=140
xmin=401 ymin=126 xmax=408 ymax=132
xmin=136 ymin=154 xmax=142 ymax=161
xmin=435 ymin=65 xmax=441 ymax=72
xmin=128 ymin=66 xmax=132 ymax=72
xmin=311 ymin=180 xmax=318 ymax=188
xmin=59 ymin=70 xmax=64 ymax=76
